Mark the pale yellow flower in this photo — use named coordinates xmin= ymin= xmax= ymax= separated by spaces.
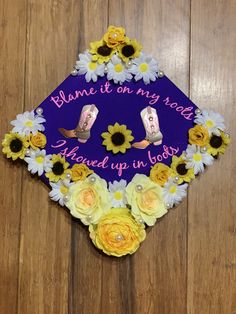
xmin=89 ymin=207 xmax=146 ymax=257
xmin=66 ymin=174 xmax=111 ymax=225
xmin=126 ymin=174 xmax=167 ymax=226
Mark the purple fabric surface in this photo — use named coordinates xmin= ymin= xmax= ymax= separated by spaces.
xmin=35 ymin=74 xmax=199 ymax=185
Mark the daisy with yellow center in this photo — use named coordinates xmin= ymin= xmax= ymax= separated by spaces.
xmin=171 ymin=155 xmax=195 ymax=184
xmin=130 ymin=52 xmax=158 ymax=84
xmin=24 ymin=149 xmax=52 ymax=176
xmin=163 ymin=178 xmax=188 ymax=208
xmin=102 ymin=123 xmax=134 ymax=154
xmin=107 ymin=55 xmax=132 ymax=84
xmin=90 ymin=40 xmax=115 ymax=64
xmin=45 ymin=154 xmax=71 ymax=182
xmin=118 ymin=38 xmax=142 ymax=63
xmin=185 ymin=144 xmax=214 ymax=175
xmin=207 ymin=131 xmax=230 ymax=156
xmin=2 ymin=132 xmax=29 ymax=160
xmin=49 ymin=179 xmax=74 ymax=206
xmin=108 ymin=179 xmax=127 ymax=207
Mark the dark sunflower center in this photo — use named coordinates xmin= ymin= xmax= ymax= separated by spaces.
xmin=97 ymin=45 xmax=112 ymax=56
xmin=176 ymin=163 xmax=188 ymax=175
xmin=121 ymin=45 xmax=135 ymax=57
xmin=10 ymin=138 xmax=23 ymax=153
xmin=111 ymin=132 xmax=125 ymax=146
xmin=210 ymin=135 xmax=223 ymax=148
xmin=52 ymin=161 xmax=64 ymax=175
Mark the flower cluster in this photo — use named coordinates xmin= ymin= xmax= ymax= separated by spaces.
xmin=149 ymin=108 xmax=230 ymax=209
xmin=74 ymin=26 xmax=160 ymax=85
xmin=2 ymin=108 xmax=230 ymax=257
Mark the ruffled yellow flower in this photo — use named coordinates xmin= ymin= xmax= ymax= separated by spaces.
xmin=103 ymin=26 xmax=126 ymax=48
xmin=188 ymin=125 xmax=209 ymax=147
xmin=118 ymin=38 xmax=142 ymax=63
xmin=126 ymin=174 xmax=167 ymax=226
xmin=45 ymin=154 xmax=71 ymax=182
xmin=150 ymin=163 xmax=173 ymax=187
xmin=171 ymin=155 xmax=195 ymax=184
xmin=29 ymin=132 xmax=46 ymax=149
xmin=102 ymin=123 xmax=134 ymax=154
xmin=71 ymin=163 xmax=93 ymax=181
xmin=90 ymin=40 xmax=115 ymax=64
xmin=2 ymin=132 xmax=29 ymax=160
xmin=89 ymin=207 xmax=146 ymax=257
xmin=207 ymin=131 xmax=230 ymax=156
xmin=66 ymin=174 xmax=111 ymax=225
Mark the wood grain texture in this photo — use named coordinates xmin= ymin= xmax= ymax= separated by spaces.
xmin=0 ymin=0 xmax=235 ymax=313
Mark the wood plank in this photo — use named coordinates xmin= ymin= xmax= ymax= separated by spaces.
xmin=108 ymin=1 xmax=190 ymax=313
xmin=188 ymin=0 xmax=236 ymax=313
xmin=17 ymin=1 xmax=81 ymax=313
xmin=68 ymin=2 xmax=109 ymax=314
xmin=0 ymin=1 xmax=27 ymax=313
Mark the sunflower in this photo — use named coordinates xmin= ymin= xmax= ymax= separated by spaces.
xmin=101 ymin=123 xmax=134 ymax=154
xmin=45 ymin=154 xmax=71 ymax=182
xmin=118 ymin=38 xmax=142 ymax=63
xmin=90 ymin=40 xmax=115 ymax=64
xmin=207 ymin=131 xmax=230 ymax=156
xmin=2 ymin=132 xmax=29 ymax=160
xmin=171 ymin=155 xmax=195 ymax=184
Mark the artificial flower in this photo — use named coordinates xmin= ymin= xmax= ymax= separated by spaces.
xmin=162 ymin=178 xmax=188 ymax=208
xmin=71 ymin=163 xmax=93 ymax=181
xmin=45 ymin=154 xmax=71 ymax=182
xmin=90 ymin=39 xmax=115 ymax=64
xmin=149 ymin=163 xmax=173 ymax=187
xmin=107 ymin=55 xmax=132 ymax=84
xmin=171 ymin=155 xmax=195 ymax=184
xmin=194 ymin=109 xmax=225 ymax=136
xmin=24 ymin=149 xmax=52 ymax=176
xmin=103 ymin=25 xmax=126 ymax=48
xmin=185 ymin=144 xmax=214 ymax=175
xmin=101 ymin=122 xmax=134 ymax=154
xmin=2 ymin=132 xmax=29 ymax=160
xmin=126 ymin=174 xmax=167 ymax=226
xmin=188 ymin=125 xmax=209 ymax=147
xmin=89 ymin=207 xmax=146 ymax=257
xmin=49 ymin=179 xmax=74 ymax=206
xmin=10 ymin=110 xmax=46 ymax=136
xmin=75 ymin=50 xmax=105 ymax=82
xmin=109 ymin=179 xmax=127 ymax=208
xmin=29 ymin=132 xmax=47 ymax=149
xmin=65 ymin=174 xmax=111 ymax=225
xmin=129 ymin=52 xmax=158 ymax=84
xmin=118 ymin=38 xmax=142 ymax=63
xmin=207 ymin=131 xmax=230 ymax=156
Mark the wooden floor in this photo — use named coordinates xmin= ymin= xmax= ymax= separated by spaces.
xmin=0 ymin=1 xmax=236 ymax=313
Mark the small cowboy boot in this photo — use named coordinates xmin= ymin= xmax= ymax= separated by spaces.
xmin=132 ymin=106 xmax=163 ymax=149
xmin=59 ymin=104 xmax=99 ymax=143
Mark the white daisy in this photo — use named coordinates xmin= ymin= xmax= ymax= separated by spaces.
xmin=75 ymin=50 xmax=105 ymax=82
xmin=129 ymin=52 xmax=158 ymax=84
xmin=49 ymin=180 xmax=74 ymax=206
xmin=107 ymin=55 xmax=132 ymax=84
xmin=162 ymin=179 xmax=188 ymax=208
xmin=185 ymin=144 xmax=214 ymax=175
xmin=109 ymin=179 xmax=127 ymax=208
xmin=194 ymin=109 xmax=225 ymax=136
xmin=24 ymin=149 xmax=52 ymax=176
xmin=10 ymin=110 xmax=46 ymax=136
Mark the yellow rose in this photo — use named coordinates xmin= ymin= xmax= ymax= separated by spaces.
xmin=103 ymin=25 xmax=126 ymax=48
xmin=126 ymin=174 xmax=167 ymax=226
xmin=189 ymin=125 xmax=209 ymax=147
xmin=65 ymin=174 xmax=111 ymax=225
xmin=29 ymin=132 xmax=46 ymax=149
xmin=71 ymin=163 xmax=93 ymax=181
xmin=150 ymin=163 xmax=172 ymax=186
xmin=89 ymin=207 xmax=146 ymax=257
